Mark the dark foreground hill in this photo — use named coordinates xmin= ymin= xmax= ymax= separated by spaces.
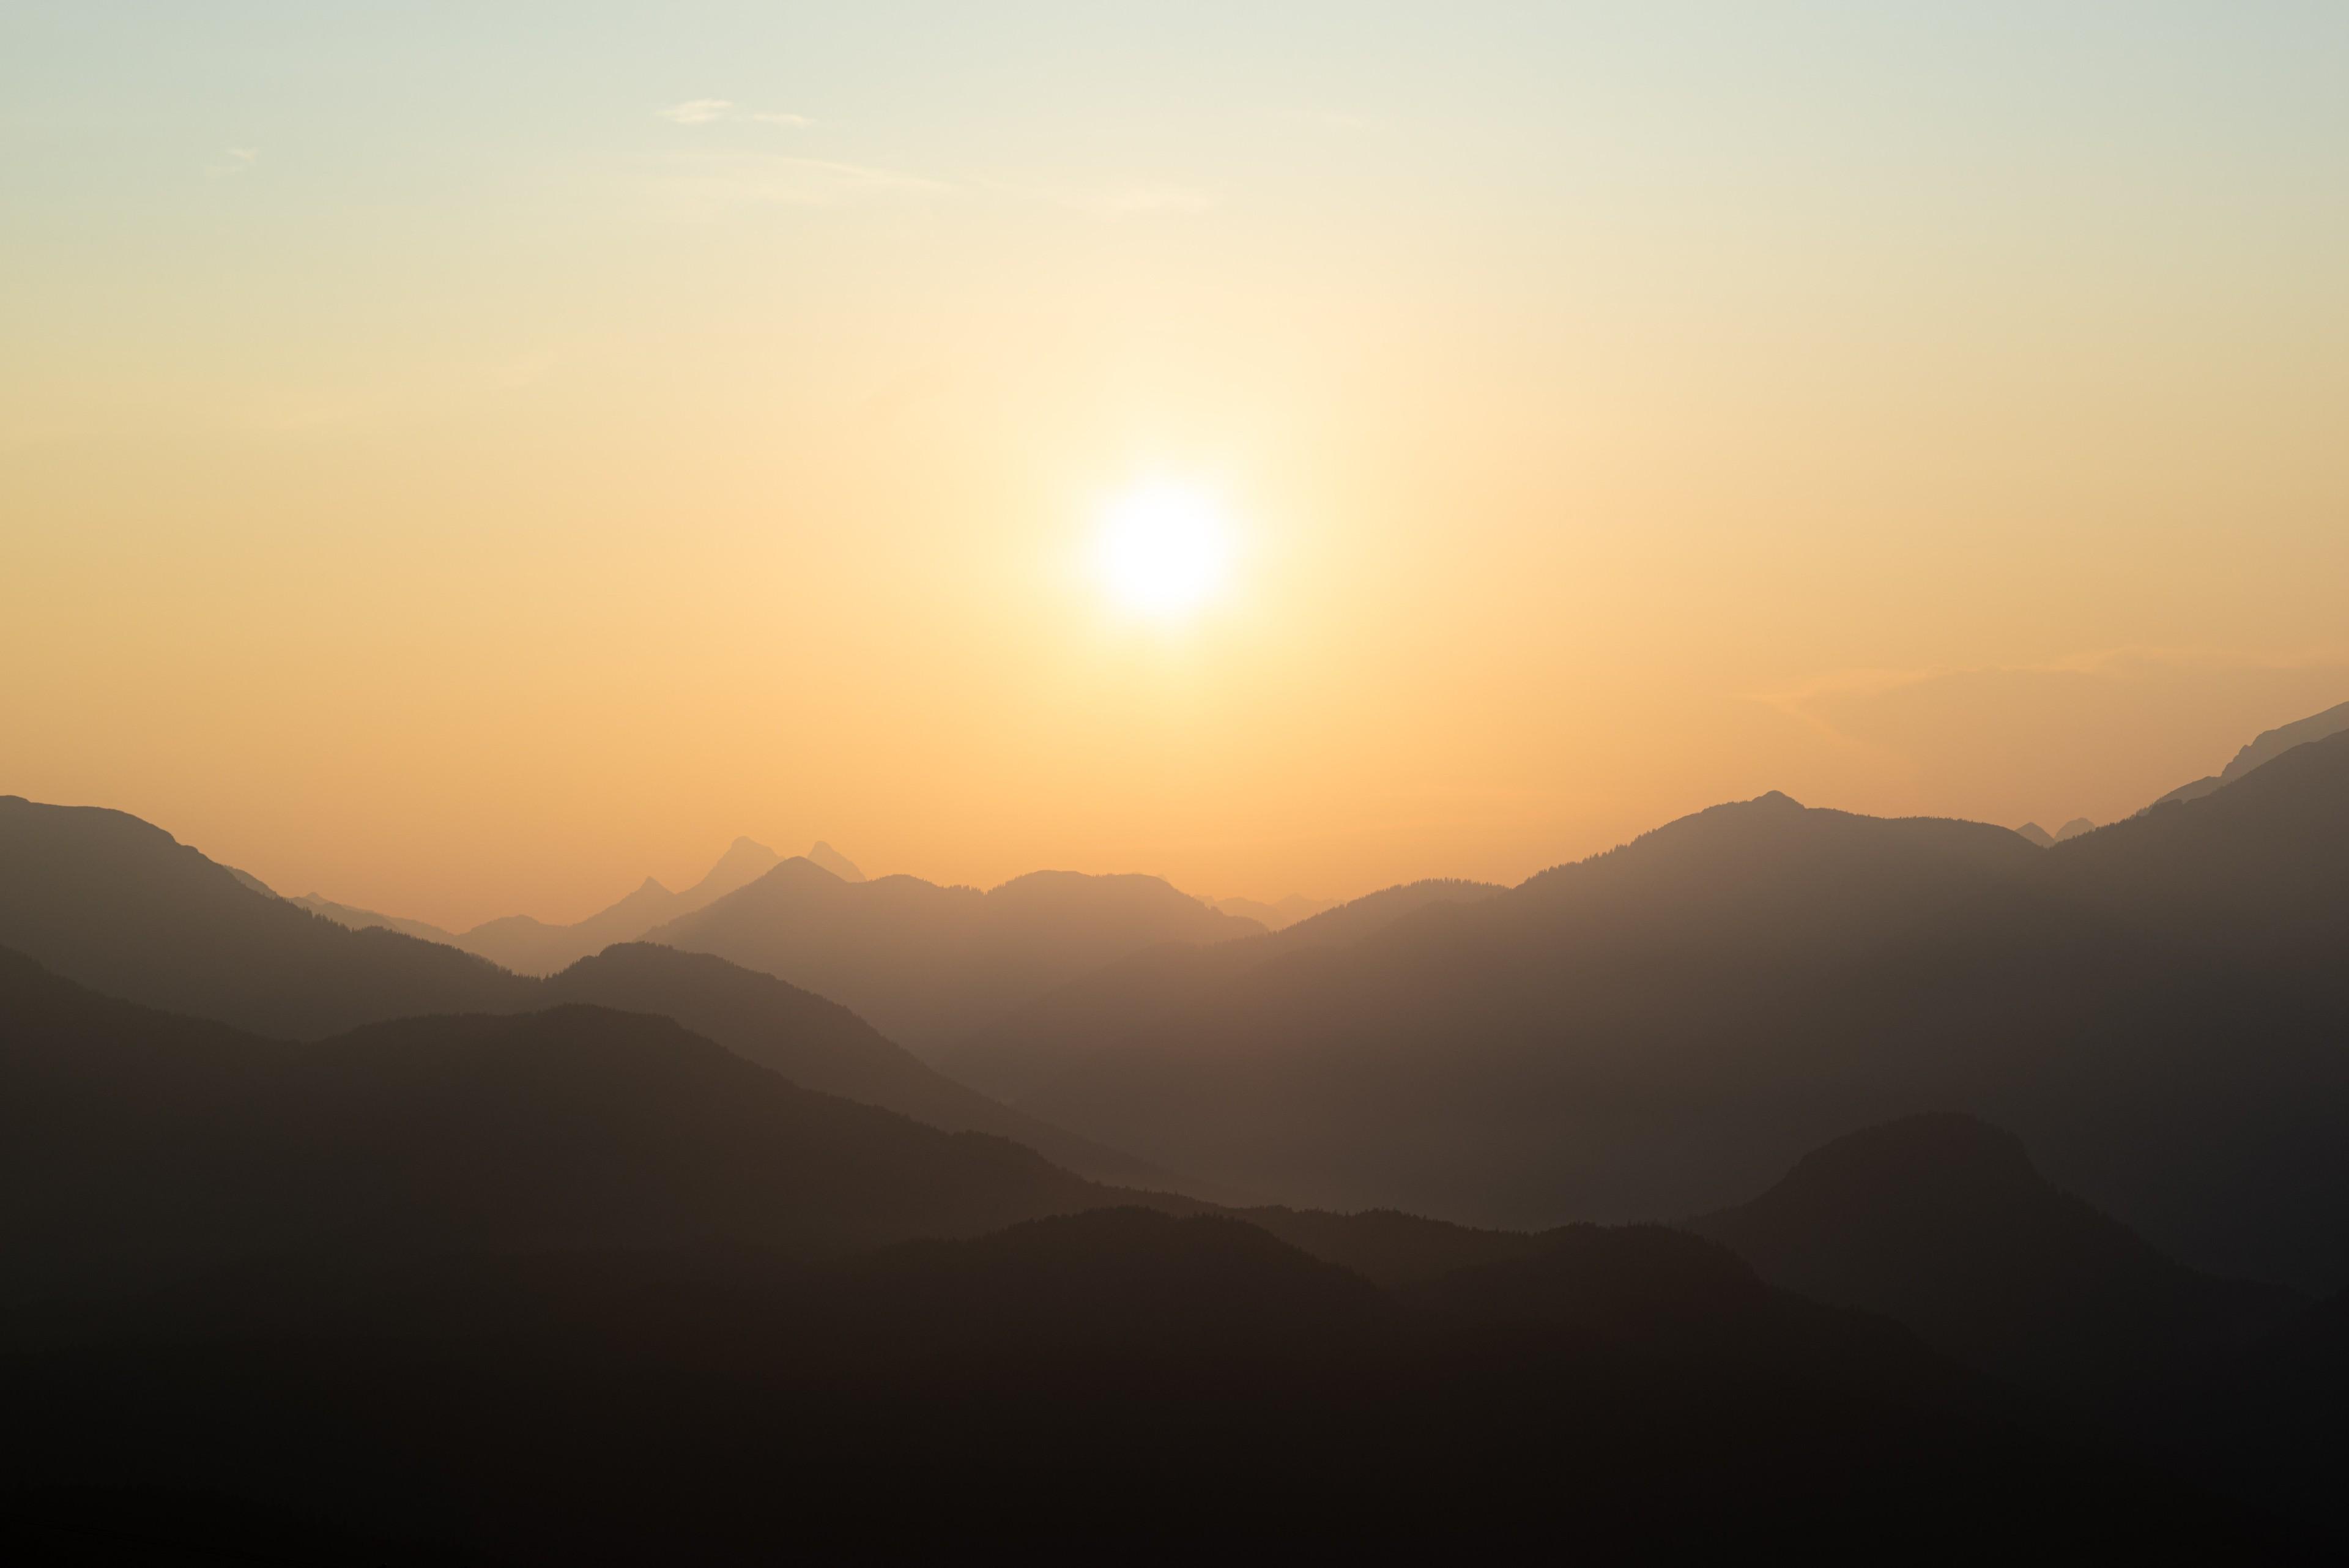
xmin=966 ymin=734 xmax=2349 ymax=1287
xmin=0 ymin=949 xmax=1135 ymax=1307
xmin=642 ymin=855 xmax=1266 ymax=1054
xmin=1688 ymin=1114 xmax=2296 ymax=1405
xmin=1 ymin=1208 xmax=2273 ymax=1560
xmin=0 ymin=798 xmax=1170 ymax=1186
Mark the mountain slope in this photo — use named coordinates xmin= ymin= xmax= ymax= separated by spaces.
xmin=2146 ymin=696 xmax=2349 ymax=811
xmin=539 ymin=943 xmax=1181 ymax=1189
xmin=2048 ymin=727 xmax=2349 ymax=965
xmin=288 ymin=893 xmax=461 ymax=946
xmin=0 ymin=948 xmax=1129 ymax=1304
xmin=1687 ymin=1114 xmax=2295 ymax=1402
xmin=967 ymin=764 xmax=2349 ymax=1287
xmin=0 ymin=801 xmax=1179 ymax=1186
xmin=806 ymin=841 xmax=865 ymax=882
xmin=451 ymin=835 xmax=784 ymax=976
xmin=646 ymin=856 xmax=1265 ymax=1053
xmin=937 ymin=875 xmax=1507 ymax=1101
xmin=0 ymin=797 xmax=532 ymax=1039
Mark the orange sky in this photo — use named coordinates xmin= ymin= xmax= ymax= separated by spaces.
xmin=5 ymin=5 xmax=2347 ymax=927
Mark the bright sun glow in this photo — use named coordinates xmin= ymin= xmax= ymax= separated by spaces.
xmin=1093 ymin=483 xmax=1233 ymax=621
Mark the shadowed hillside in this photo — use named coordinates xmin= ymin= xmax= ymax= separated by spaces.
xmin=1688 ymin=1114 xmax=2296 ymax=1405
xmin=0 ymin=949 xmax=1140 ymax=1307
xmin=0 ymin=797 xmax=531 ymax=1039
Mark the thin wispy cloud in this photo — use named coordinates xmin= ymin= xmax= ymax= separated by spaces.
xmin=204 ymin=147 xmax=259 ymax=178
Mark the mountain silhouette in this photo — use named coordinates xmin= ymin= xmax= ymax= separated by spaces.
xmin=2145 ymin=696 xmax=2349 ymax=812
xmin=2054 ymin=816 xmax=2096 ymax=841
xmin=962 ymin=745 xmax=2349 ymax=1287
xmin=294 ymin=834 xmax=784 ymax=975
xmin=806 ymin=840 xmax=866 ymax=881
xmin=449 ymin=834 xmax=784 ymax=975
xmin=1687 ymin=1113 xmax=2294 ymax=1404
xmin=287 ymin=891 xmax=461 ymax=946
xmin=2015 ymin=821 xmax=2055 ymax=847
xmin=0 ymin=800 xmax=1176 ymax=1184
xmin=0 ymin=796 xmax=530 ymax=1039
xmin=643 ymin=856 xmax=1266 ymax=1054
xmin=0 ymin=948 xmax=1140 ymax=1306
xmin=223 ymin=866 xmax=277 ymax=898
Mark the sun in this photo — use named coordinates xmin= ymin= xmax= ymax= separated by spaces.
xmin=1093 ymin=482 xmax=1233 ymax=621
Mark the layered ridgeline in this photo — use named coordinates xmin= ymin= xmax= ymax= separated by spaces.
xmin=0 ymin=798 xmax=1159 ymax=1187
xmin=640 ymin=856 xmax=1269 ymax=1054
xmin=958 ymin=727 xmax=2349 ymax=1288
xmin=288 ymin=834 xmax=800 ymax=975
xmin=2143 ymin=697 xmax=2349 ymax=812
xmin=0 ymin=951 xmax=2322 ymax=1550
xmin=0 ymin=949 xmax=1141 ymax=1306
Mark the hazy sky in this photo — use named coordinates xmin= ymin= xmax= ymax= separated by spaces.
xmin=6 ymin=2 xmax=2347 ymax=926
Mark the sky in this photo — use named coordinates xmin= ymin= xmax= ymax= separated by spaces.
xmin=5 ymin=2 xmax=2347 ymax=928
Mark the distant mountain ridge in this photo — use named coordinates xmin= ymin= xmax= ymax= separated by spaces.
xmin=291 ymin=836 xmax=850 ymax=975
xmin=644 ymin=856 xmax=1267 ymax=1055
xmin=938 ymin=875 xmax=1509 ymax=1102
xmin=2143 ymin=696 xmax=2349 ymax=812
xmin=436 ymin=834 xmax=787 ymax=975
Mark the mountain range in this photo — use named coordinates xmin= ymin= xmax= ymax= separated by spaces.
xmin=9 ymin=697 xmax=2349 ymax=1550
xmin=2 ymin=921 xmax=2336 ymax=1550
xmin=0 ymin=948 xmax=1145 ymax=1307
xmin=0 ymin=798 xmax=1163 ymax=1187
xmin=290 ymin=834 xmax=788 ymax=975
xmin=952 ymin=728 xmax=2349 ymax=1287
xmin=642 ymin=856 xmax=1268 ymax=1054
